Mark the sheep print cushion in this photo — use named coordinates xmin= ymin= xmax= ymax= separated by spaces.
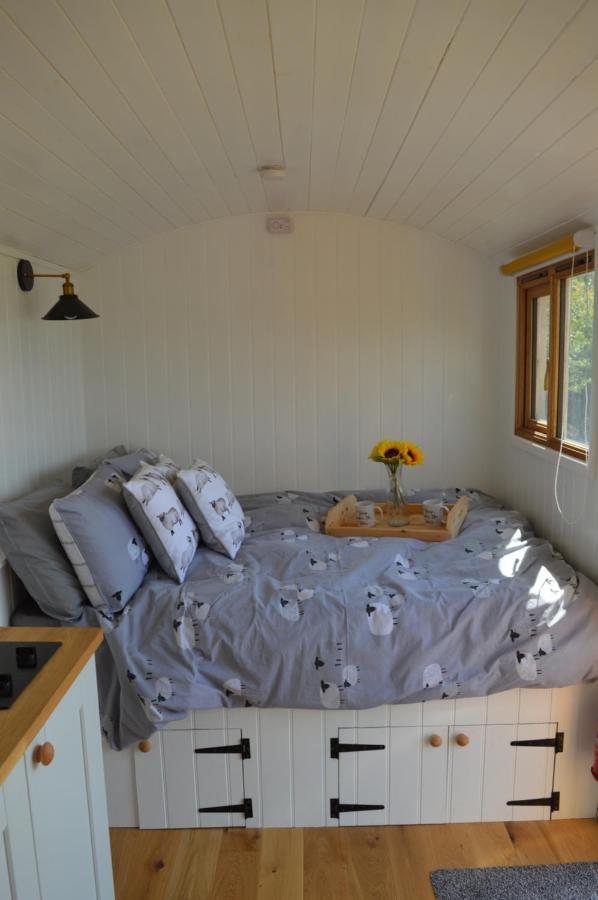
xmin=123 ymin=463 xmax=198 ymax=583
xmin=176 ymin=459 xmax=245 ymax=559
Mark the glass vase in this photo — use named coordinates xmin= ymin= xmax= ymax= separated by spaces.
xmin=385 ymin=464 xmax=410 ymax=527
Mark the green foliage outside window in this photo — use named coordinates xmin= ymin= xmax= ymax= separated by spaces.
xmin=565 ymin=272 xmax=594 ymax=445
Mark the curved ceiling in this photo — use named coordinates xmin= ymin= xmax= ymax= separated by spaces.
xmin=0 ymin=0 xmax=597 ymax=269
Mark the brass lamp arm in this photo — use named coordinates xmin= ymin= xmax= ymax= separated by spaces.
xmin=29 ymin=272 xmax=71 ymax=281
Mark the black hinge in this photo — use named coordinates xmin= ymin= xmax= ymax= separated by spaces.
xmin=195 ymin=737 xmax=251 ymax=759
xmin=510 ymin=732 xmax=564 ymax=753
xmin=507 ymin=791 xmax=560 ymax=813
xmin=330 ymin=799 xmax=385 ymax=819
xmin=330 ymin=738 xmax=385 ymax=759
xmin=199 ymin=798 xmax=253 ymax=818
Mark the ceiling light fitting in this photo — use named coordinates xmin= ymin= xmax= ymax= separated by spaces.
xmin=258 ymin=165 xmax=286 ymax=179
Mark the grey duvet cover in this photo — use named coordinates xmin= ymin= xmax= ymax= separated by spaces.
xmin=83 ymin=489 xmax=598 ymax=750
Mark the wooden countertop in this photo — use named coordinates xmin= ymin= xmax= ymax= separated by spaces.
xmin=0 ymin=627 xmax=103 ymax=785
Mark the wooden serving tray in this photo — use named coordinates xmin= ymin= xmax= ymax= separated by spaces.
xmin=324 ymin=495 xmax=469 ymax=542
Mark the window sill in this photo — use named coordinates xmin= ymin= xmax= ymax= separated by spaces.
xmin=510 ymin=435 xmax=589 ymax=475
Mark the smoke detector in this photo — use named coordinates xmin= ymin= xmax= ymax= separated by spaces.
xmin=258 ymin=165 xmax=286 ymax=179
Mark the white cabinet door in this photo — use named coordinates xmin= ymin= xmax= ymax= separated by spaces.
xmin=336 ymin=725 xmax=448 ymax=826
xmin=482 ymin=724 xmax=517 ymax=821
xmin=421 ymin=726 xmax=449 ymax=823
xmin=25 ymin=659 xmax=113 ymax=900
xmin=449 ymin=725 xmax=484 ymax=823
xmin=337 ymin=727 xmax=388 ymax=826
xmin=511 ymin=723 xmax=557 ymax=821
xmin=388 ymin=725 xmax=421 ymax=824
xmin=481 ymin=722 xmax=557 ymax=822
xmin=163 ymin=728 xmax=247 ymax=828
xmin=137 ymin=728 xmax=248 ymax=828
xmin=2 ymin=758 xmax=41 ymax=899
xmin=195 ymin=729 xmax=246 ymax=828
xmin=0 ymin=781 xmax=13 ymax=899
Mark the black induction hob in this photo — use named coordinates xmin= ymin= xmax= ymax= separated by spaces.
xmin=0 ymin=642 xmax=62 ymax=709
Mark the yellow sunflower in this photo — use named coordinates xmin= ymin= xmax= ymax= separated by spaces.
xmin=402 ymin=442 xmax=424 ymax=466
xmin=368 ymin=439 xmax=424 ymax=466
xmin=369 ymin=440 xmax=404 ymax=463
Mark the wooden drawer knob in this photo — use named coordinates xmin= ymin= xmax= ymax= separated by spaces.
xmin=429 ymin=734 xmax=443 ymax=748
xmin=33 ymin=742 xmax=54 ymax=766
xmin=138 ymin=739 xmax=152 ymax=753
xmin=456 ymin=733 xmax=469 ymax=747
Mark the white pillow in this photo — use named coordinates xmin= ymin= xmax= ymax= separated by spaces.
xmin=123 ymin=463 xmax=198 ymax=583
xmin=176 ymin=460 xmax=245 ymax=559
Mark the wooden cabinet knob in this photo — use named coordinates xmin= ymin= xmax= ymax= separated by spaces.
xmin=456 ymin=733 xmax=469 ymax=747
xmin=429 ymin=734 xmax=443 ymax=748
xmin=33 ymin=742 xmax=55 ymax=766
xmin=138 ymin=739 xmax=152 ymax=753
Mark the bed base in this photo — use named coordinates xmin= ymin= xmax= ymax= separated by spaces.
xmin=103 ymin=684 xmax=598 ymax=829
xmin=3 ymin=551 xmax=596 ymax=830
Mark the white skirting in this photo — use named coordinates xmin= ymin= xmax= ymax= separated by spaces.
xmin=103 ymin=683 xmax=598 ymax=829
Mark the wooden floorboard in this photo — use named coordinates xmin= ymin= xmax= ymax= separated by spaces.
xmin=110 ymin=819 xmax=598 ymax=899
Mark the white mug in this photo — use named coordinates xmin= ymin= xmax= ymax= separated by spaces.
xmin=423 ymin=498 xmax=449 ymax=525
xmin=356 ymin=500 xmax=384 ymax=527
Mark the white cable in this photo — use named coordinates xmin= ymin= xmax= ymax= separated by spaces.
xmin=553 ymin=248 xmax=591 ymax=524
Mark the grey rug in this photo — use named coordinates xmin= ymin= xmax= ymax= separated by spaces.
xmin=430 ymin=862 xmax=598 ymax=899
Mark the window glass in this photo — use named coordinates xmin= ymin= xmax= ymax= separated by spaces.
xmin=561 ymin=271 xmax=594 ymax=447
xmin=531 ymin=294 xmax=550 ymax=424
xmin=515 ymin=252 xmax=594 ymax=461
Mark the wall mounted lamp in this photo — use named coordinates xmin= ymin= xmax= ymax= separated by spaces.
xmin=17 ymin=259 xmax=99 ymax=320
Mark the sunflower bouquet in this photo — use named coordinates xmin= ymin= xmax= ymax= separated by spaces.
xmin=368 ymin=440 xmax=424 ymax=469
xmin=369 ymin=439 xmax=424 ymax=526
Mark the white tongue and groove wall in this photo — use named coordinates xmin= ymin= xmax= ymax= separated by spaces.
xmin=0 ymin=248 xmax=87 ymax=500
xmin=2 ymin=216 xmax=597 ymax=583
xmin=78 ymin=212 xmax=500 ymax=497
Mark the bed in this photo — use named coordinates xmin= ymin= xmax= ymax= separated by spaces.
xmin=6 ymin=485 xmax=598 ymax=828
xmin=65 ymin=486 xmax=596 ymax=750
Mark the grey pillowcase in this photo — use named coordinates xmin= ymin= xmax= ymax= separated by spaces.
xmin=0 ymin=481 xmax=87 ymax=621
xmin=50 ymin=463 xmax=150 ymax=614
xmin=72 ymin=446 xmax=157 ymax=488
xmin=72 ymin=444 xmax=127 ymax=489
xmin=108 ymin=449 xmax=159 ymax=478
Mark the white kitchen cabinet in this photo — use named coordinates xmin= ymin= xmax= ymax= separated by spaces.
xmin=1 ymin=654 xmax=113 ymax=900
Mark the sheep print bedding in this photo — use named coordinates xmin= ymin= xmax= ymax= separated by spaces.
xmin=84 ymin=489 xmax=598 ymax=749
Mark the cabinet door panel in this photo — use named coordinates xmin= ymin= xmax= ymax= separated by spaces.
xmin=76 ymin=661 xmax=114 ymax=900
xmin=388 ymin=726 xmax=420 ymax=824
xmin=338 ymin=727 xmax=388 ymax=826
xmin=195 ymin=729 xmax=245 ymax=828
xmin=421 ymin=727 xmax=449 ymax=823
xmin=26 ymin=706 xmax=96 ymax=899
xmin=449 ymin=725 xmax=484 ymax=822
xmin=0 ymin=788 xmax=13 ymax=900
xmin=163 ymin=730 xmax=199 ymax=827
xmin=134 ymin=733 xmax=168 ymax=828
xmin=482 ymin=724 xmax=517 ymax=821
xmin=2 ymin=758 xmax=40 ymax=899
xmin=512 ymin=723 xmax=557 ymax=821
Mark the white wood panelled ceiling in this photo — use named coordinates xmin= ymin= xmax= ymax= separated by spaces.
xmin=1 ymin=0 xmax=598 ymax=268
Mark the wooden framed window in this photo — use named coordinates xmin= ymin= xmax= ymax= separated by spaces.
xmin=515 ymin=252 xmax=595 ymax=460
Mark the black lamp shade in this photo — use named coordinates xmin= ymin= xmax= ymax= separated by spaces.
xmin=42 ymin=293 xmax=99 ymax=321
